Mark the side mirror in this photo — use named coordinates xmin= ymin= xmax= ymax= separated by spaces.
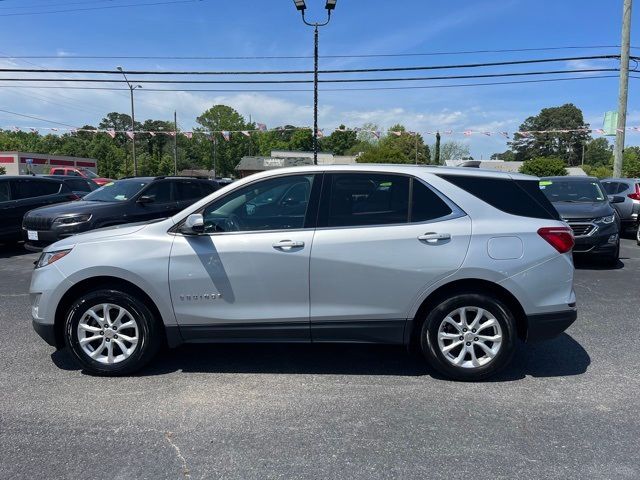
xmin=180 ymin=213 xmax=205 ymax=235
xmin=137 ymin=195 xmax=155 ymax=204
xmin=609 ymin=195 xmax=625 ymax=204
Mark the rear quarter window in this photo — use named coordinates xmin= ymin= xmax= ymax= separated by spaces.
xmin=437 ymin=174 xmax=560 ymax=220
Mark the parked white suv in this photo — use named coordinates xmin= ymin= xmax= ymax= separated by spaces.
xmin=30 ymin=165 xmax=577 ymax=380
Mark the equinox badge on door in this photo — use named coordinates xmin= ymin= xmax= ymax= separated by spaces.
xmin=179 ymin=293 xmax=222 ymax=301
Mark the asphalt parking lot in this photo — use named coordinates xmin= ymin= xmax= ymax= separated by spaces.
xmin=1 ymin=240 xmax=639 ymax=479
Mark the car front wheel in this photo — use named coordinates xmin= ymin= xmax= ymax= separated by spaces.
xmin=64 ymin=289 xmax=161 ymax=375
xmin=420 ymin=293 xmax=517 ymax=381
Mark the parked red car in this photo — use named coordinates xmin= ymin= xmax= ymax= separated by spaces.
xmin=48 ymin=167 xmax=112 ymax=186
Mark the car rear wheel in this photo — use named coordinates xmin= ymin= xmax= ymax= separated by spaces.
xmin=636 ymin=225 xmax=640 ymax=246
xmin=420 ymin=294 xmax=516 ymax=381
xmin=64 ymin=289 xmax=161 ymax=375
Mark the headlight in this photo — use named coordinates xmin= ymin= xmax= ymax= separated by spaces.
xmin=52 ymin=214 xmax=91 ymax=226
xmin=36 ymin=248 xmax=72 ymax=268
xmin=594 ymin=215 xmax=615 ymax=225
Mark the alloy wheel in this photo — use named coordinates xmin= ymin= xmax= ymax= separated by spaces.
xmin=77 ymin=303 xmax=140 ymax=365
xmin=437 ymin=306 xmax=503 ymax=369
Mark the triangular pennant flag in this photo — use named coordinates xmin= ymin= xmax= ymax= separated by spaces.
xmin=51 ymin=128 xmax=58 ymax=132
xmin=168 ymin=131 xmax=177 ymax=137
xmin=12 ymin=126 xmax=20 ymax=132
xmin=256 ymin=123 xmax=267 ymax=131
xmin=482 ymin=132 xmax=492 ymax=137
xmin=372 ymin=130 xmax=381 ymax=139
xmin=30 ymin=128 xmax=38 ymax=133
xmin=390 ymin=130 xmax=402 ymax=136
xmin=316 ymin=129 xmax=324 ymax=138
xmin=443 ymin=130 xmax=452 ymax=135
xmin=126 ymin=131 xmax=135 ymax=140
xmin=221 ymin=131 xmax=230 ymax=141
xmin=107 ymin=129 xmax=116 ymax=138
xmin=463 ymin=130 xmax=473 ymax=136
xmin=183 ymin=131 xmax=193 ymax=139
xmin=241 ymin=130 xmax=251 ymax=137
xmin=500 ymin=131 xmax=509 ymax=139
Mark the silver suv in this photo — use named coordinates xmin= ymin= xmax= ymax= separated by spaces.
xmin=30 ymin=165 xmax=577 ymax=380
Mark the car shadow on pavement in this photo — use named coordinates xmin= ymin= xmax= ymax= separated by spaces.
xmin=574 ymin=257 xmax=625 ymax=271
xmin=0 ymin=242 xmax=32 ymax=259
xmin=51 ymin=333 xmax=590 ymax=381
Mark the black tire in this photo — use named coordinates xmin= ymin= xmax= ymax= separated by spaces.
xmin=419 ymin=293 xmax=517 ymax=381
xmin=636 ymin=225 xmax=640 ymax=246
xmin=64 ymin=289 xmax=161 ymax=376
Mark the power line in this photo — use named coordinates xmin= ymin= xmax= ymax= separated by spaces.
xmin=0 ymin=68 xmax=619 ymax=84
xmin=0 ymin=0 xmax=134 ymax=10
xmin=0 ymin=0 xmax=203 ymax=17
xmin=0 ymin=74 xmax=620 ymax=93
xmin=0 ymin=108 xmax=79 ymax=128
xmin=0 ymin=55 xmax=620 ymax=75
xmin=1 ymin=45 xmax=633 ymax=60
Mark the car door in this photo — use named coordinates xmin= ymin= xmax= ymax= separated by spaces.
xmin=0 ymin=180 xmax=18 ymax=240
xmin=309 ymin=172 xmax=471 ymax=344
xmin=174 ymin=179 xmax=209 ymax=211
xmin=130 ymin=180 xmax=178 ymax=222
xmin=168 ymin=173 xmax=320 ymax=341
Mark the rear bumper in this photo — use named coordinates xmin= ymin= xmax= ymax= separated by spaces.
xmin=526 ymin=309 xmax=577 ymax=342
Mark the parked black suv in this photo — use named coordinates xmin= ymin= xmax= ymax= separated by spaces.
xmin=540 ymin=176 xmax=623 ymax=265
xmin=0 ymin=176 xmax=80 ymax=245
xmin=22 ymin=176 xmax=219 ymax=250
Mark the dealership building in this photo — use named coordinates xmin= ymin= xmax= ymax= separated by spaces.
xmin=0 ymin=151 xmax=98 ymax=176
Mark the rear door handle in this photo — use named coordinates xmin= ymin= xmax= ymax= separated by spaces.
xmin=418 ymin=232 xmax=451 ymax=243
xmin=273 ymin=240 xmax=305 ymax=250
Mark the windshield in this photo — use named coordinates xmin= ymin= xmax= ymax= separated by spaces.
xmin=79 ymin=168 xmax=99 ymax=179
xmin=83 ymin=180 xmax=149 ymax=202
xmin=539 ymin=179 xmax=606 ymax=203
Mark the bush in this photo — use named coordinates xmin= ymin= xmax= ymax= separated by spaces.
xmin=519 ymin=157 xmax=567 ymax=177
xmin=582 ymin=164 xmax=612 ymax=178
xmin=0 ymin=166 xmax=5 ymax=175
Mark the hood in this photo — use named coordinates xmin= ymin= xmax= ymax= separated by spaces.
xmin=44 ymin=221 xmax=154 ymax=251
xmin=551 ymin=201 xmax=614 ymax=220
xmin=26 ymin=200 xmax=121 ymax=218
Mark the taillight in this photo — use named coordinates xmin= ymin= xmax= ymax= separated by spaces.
xmin=628 ymin=184 xmax=640 ymax=201
xmin=538 ymin=227 xmax=574 ymax=254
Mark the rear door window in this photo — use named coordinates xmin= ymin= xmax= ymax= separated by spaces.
xmin=411 ymin=180 xmax=453 ymax=222
xmin=52 ymin=169 xmax=65 ymax=175
xmin=324 ymin=173 xmax=410 ymax=227
xmin=602 ymin=182 xmax=622 ymax=194
xmin=12 ymin=179 xmax=61 ymax=199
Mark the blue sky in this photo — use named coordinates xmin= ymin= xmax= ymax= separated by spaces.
xmin=0 ymin=0 xmax=638 ymax=157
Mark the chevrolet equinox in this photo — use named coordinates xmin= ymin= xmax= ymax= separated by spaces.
xmin=30 ymin=165 xmax=577 ymax=380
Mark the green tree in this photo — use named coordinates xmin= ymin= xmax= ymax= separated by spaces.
xmin=490 ymin=150 xmax=515 ymax=161
xmin=583 ymin=164 xmax=612 ymax=178
xmin=519 ymin=157 xmax=568 ymax=177
xmin=384 ymin=125 xmax=431 ymax=164
xmin=320 ymin=125 xmax=357 ymax=155
xmin=196 ymin=105 xmax=253 ymax=176
xmin=0 ymin=166 xmax=5 ymax=175
xmin=356 ymin=143 xmax=407 ymax=163
xmin=511 ymin=104 xmax=591 ymax=165
xmin=623 ymin=147 xmax=640 ymax=177
xmin=439 ymin=141 xmax=471 ymax=161
xmin=583 ymin=138 xmax=613 ymax=167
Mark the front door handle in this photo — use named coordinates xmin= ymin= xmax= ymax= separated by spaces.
xmin=273 ymin=240 xmax=305 ymax=250
xmin=418 ymin=232 xmax=451 ymax=243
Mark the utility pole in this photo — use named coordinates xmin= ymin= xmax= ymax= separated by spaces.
xmin=117 ymin=66 xmax=142 ymax=176
xmin=414 ymin=133 xmax=418 ymax=164
xmin=173 ymin=111 xmax=178 ymax=175
xmin=435 ymin=131 xmax=441 ymax=165
xmin=614 ymin=0 xmax=633 ymax=177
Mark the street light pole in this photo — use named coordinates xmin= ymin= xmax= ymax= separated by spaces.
xmin=117 ymin=67 xmax=142 ymax=176
xmin=294 ymin=0 xmax=336 ymax=165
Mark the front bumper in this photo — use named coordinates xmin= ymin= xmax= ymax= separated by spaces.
xmin=526 ymin=309 xmax=577 ymax=342
xmin=32 ymin=319 xmax=58 ymax=347
xmin=571 ymin=222 xmax=618 ymax=255
xmin=22 ymin=223 xmax=89 ymax=248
